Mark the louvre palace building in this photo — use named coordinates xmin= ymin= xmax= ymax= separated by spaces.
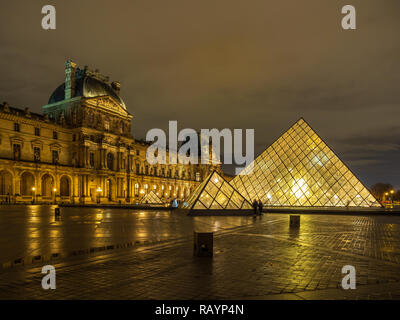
xmin=0 ymin=60 xmax=218 ymax=204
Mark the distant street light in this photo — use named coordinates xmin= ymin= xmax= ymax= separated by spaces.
xmin=96 ymin=187 xmax=102 ymax=204
xmin=390 ymin=190 xmax=395 ymax=204
xmin=32 ymin=187 xmax=36 ymax=204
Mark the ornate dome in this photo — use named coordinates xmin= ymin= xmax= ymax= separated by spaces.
xmin=48 ymin=72 xmax=126 ymax=110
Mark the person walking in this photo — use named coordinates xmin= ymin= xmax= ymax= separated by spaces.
xmin=258 ymin=200 xmax=263 ymax=215
xmin=252 ymin=199 xmax=258 ymax=215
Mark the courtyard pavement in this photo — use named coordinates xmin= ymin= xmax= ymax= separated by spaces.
xmin=0 ymin=206 xmax=400 ymax=299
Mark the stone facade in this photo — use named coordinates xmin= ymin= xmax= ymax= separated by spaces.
xmin=0 ymin=61 xmax=219 ymax=204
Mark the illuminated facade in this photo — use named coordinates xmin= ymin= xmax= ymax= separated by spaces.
xmin=184 ymin=171 xmax=252 ymax=211
xmin=231 ymin=118 xmax=381 ymax=208
xmin=0 ymin=60 xmax=218 ymax=204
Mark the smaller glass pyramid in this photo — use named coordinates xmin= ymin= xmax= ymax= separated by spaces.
xmin=183 ymin=171 xmax=253 ymax=210
xmin=140 ymin=190 xmax=163 ymax=204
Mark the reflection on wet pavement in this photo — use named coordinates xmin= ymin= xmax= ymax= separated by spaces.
xmin=0 ymin=205 xmax=259 ymax=265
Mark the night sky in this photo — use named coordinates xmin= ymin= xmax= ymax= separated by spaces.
xmin=1 ymin=1 xmax=400 ymax=187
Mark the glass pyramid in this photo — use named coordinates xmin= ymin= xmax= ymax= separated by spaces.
xmin=140 ymin=190 xmax=163 ymax=204
xmin=183 ymin=171 xmax=253 ymax=210
xmin=231 ymin=118 xmax=381 ymax=208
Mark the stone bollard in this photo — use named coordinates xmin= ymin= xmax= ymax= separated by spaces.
xmin=290 ymin=215 xmax=300 ymax=228
xmin=54 ymin=207 xmax=60 ymax=219
xmin=193 ymin=232 xmax=213 ymax=257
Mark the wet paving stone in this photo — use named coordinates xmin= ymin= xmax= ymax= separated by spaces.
xmin=0 ymin=207 xmax=400 ymax=299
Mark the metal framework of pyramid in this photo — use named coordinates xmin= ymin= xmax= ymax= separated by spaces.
xmin=231 ymin=118 xmax=381 ymax=208
xmin=183 ymin=171 xmax=253 ymax=211
xmin=140 ymin=190 xmax=163 ymax=204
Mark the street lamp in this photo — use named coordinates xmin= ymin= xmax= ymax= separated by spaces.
xmin=390 ymin=190 xmax=395 ymax=204
xmin=96 ymin=187 xmax=102 ymax=204
xmin=31 ymin=187 xmax=36 ymax=204
xmin=53 ymin=188 xmax=57 ymax=204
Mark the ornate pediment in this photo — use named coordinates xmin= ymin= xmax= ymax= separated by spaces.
xmin=85 ymin=96 xmax=131 ymax=118
xmin=49 ymin=142 xmax=62 ymax=152
xmin=31 ymin=139 xmax=43 ymax=150
xmin=10 ymin=135 xmax=24 ymax=148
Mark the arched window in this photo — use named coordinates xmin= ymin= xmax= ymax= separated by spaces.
xmin=20 ymin=172 xmax=35 ymax=196
xmin=60 ymin=176 xmax=70 ymax=197
xmin=0 ymin=171 xmax=12 ymax=195
xmin=120 ymin=121 xmax=124 ymax=134
xmin=41 ymin=174 xmax=54 ymax=197
xmin=107 ymin=153 xmax=114 ymax=170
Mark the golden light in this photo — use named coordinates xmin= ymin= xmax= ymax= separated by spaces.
xmin=390 ymin=190 xmax=395 ymax=194
xmin=96 ymin=187 xmax=102 ymax=193
xmin=32 ymin=187 xmax=35 ymax=191
xmin=53 ymin=188 xmax=57 ymax=192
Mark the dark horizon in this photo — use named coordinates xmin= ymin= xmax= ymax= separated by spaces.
xmin=1 ymin=1 xmax=400 ymax=188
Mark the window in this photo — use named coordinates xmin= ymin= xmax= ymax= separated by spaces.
xmin=136 ymin=150 xmax=140 ymax=156
xmin=120 ymin=121 xmax=124 ymax=134
xmin=52 ymin=150 xmax=59 ymax=164
xmin=134 ymin=183 xmax=139 ymax=196
xmin=104 ymin=117 xmax=110 ymax=131
xmin=196 ymin=172 xmax=201 ymax=181
xmin=34 ymin=128 xmax=40 ymax=136
xmin=145 ymin=166 xmax=149 ymax=175
xmin=162 ymin=168 xmax=165 ymax=176
xmin=13 ymin=144 xmax=21 ymax=161
xmin=107 ymin=153 xmax=114 ymax=170
xmin=14 ymin=123 xmax=20 ymax=132
xmin=34 ymin=147 xmax=40 ymax=162
xmin=53 ymin=131 xmax=58 ymax=140
xmin=72 ymin=134 xmax=76 ymax=141
xmin=90 ymin=153 xmax=95 ymax=167
xmin=88 ymin=111 xmax=94 ymax=125
xmin=135 ymin=164 xmax=140 ymax=174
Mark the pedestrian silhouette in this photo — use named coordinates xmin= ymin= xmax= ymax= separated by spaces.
xmin=252 ymin=199 xmax=258 ymax=215
xmin=258 ymin=200 xmax=263 ymax=214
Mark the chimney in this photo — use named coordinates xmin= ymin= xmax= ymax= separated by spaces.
xmin=2 ymin=102 xmax=10 ymax=113
xmin=111 ymin=81 xmax=121 ymax=95
xmin=65 ymin=60 xmax=77 ymax=100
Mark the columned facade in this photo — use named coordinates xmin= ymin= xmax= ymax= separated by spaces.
xmin=0 ymin=61 xmax=219 ymax=204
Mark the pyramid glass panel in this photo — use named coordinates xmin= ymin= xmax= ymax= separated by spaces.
xmin=232 ymin=118 xmax=381 ymax=208
xmin=183 ymin=171 xmax=253 ymax=211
